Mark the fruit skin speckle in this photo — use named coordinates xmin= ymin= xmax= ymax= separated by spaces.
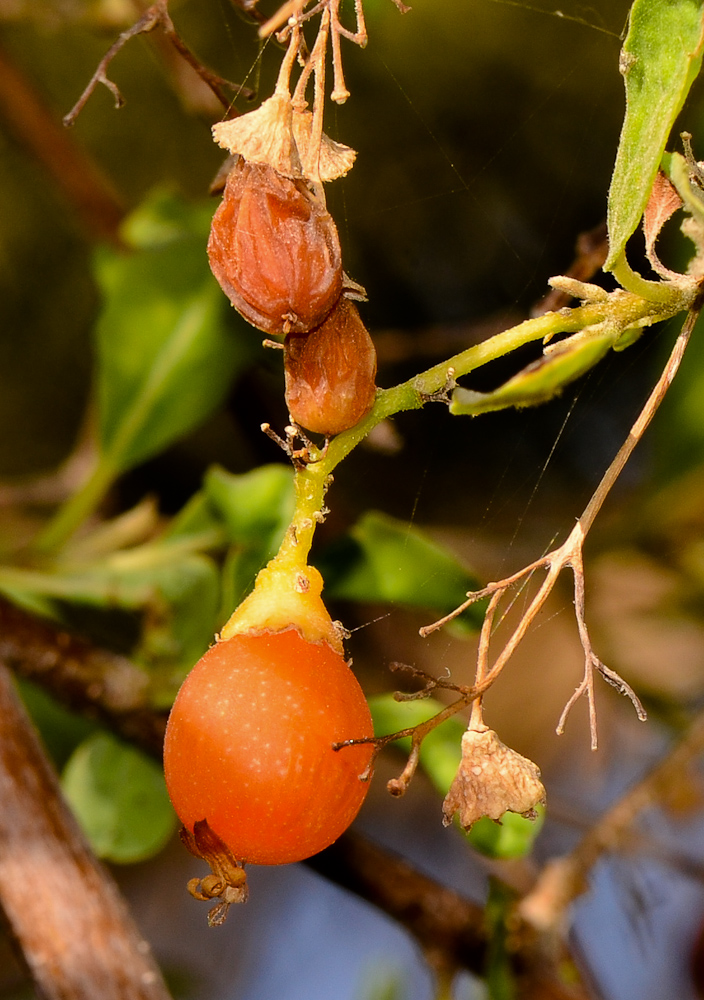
xmin=163 ymin=628 xmax=373 ymax=866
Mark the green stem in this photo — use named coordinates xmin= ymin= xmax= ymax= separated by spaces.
xmin=274 ymin=285 xmax=690 ymax=574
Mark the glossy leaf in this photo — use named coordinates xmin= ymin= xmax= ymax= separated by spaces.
xmin=450 ymin=331 xmax=613 ymax=416
xmin=317 ymin=511 xmax=482 ymax=632
xmin=605 ymin=0 xmax=704 ymax=271
xmin=62 ymin=731 xmax=176 ymax=863
xmin=204 ymin=464 xmax=295 ymax=552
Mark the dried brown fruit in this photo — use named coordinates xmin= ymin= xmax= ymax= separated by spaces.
xmin=284 ymin=297 xmax=377 ymax=436
xmin=442 ymin=727 xmax=545 ymax=830
xmin=208 ymin=159 xmax=343 ymax=335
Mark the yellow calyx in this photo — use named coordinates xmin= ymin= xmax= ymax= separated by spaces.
xmin=219 ymin=559 xmax=343 ymax=655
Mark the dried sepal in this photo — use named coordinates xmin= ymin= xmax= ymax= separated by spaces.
xmin=212 ymin=93 xmax=302 ymax=179
xmin=180 ymin=820 xmax=248 ymax=926
xmin=643 ymin=169 xmax=684 ymax=281
xmin=442 ymin=727 xmax=545 ymax=830
xmin=211 ymin=94 xmax=357 ymax=184
xmin=292 ymin=109 xmax=357 ymax=182
xmin=284 ymin=297 xmax=377 ymax=436
xmin=208 ymin=159 xmax=343 ymax=334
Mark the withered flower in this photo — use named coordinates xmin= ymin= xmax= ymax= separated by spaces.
xmin=181 ymin=820 xmax=248 ymax=927
xmin=442 ymin=727 xmax=545 ymax=831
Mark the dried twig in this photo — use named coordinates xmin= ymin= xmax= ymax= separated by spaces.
xmin=421 ymin=293 xmax=704 ymax=749
xmin=262 ymin=0 xmax=395 ymax=108
xmin=0 ymin=658 xmax=172 ymax=1000
xmin=519 ymin=705 xmax=704 ymax=937
xmin=63 ymin=0 xmax=251 ymax=127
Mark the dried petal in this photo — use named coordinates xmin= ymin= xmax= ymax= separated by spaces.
xmin=208 ymin=160 xmax=343 ymax=334
xmin=643 ymin=169 xmax=683 ymax=280
xmin=284 ymin=298 xmax=377 ymax=436
xmin=212 ymin=93 xmax=302 ymax=178
xmin=442 ymin=728 xmax=545 ymax=831
xmin=292 ymin=109 xmax=357 ymax=182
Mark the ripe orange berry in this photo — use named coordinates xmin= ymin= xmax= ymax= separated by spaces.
xmin=207 ymin=159 xmax=343 ymax=335
xmin=163 ymin=628 xmax=373 ymax=866
xmin=284 ymin=297 xmax=377 ymax=436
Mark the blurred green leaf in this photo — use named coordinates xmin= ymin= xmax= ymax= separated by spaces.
xmin=204 ymin=464 xmax=295 ymax=552
xmin=95 ymin=247 xmax=243 ymax=472
xmin=18 ymin=679 xmax=97 ymax=770
xmin=62 ymin=731 xmax=175 ymax=863
xmin=317 ymin=511 xmax=482 ymax=633
xmin=370 ymin=695 xmax=543 ymax=859
xmin=119 ymin=187 xmax=213 ymax=250
xmin=0 ymin=543 xmax=220 ymax=678
xmin=93 ymin=194 xmax=254 ymax=475
xmin=203 ymin=464 xmax=296 ymax=616
xmin=450 ymin=332 xmax=613 ymax=416
xmin=468 ymin=808 xmax=544 ymax=861
xmin=605 ymin=0 xmax=704 ymax=271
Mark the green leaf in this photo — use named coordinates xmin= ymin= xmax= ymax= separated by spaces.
xmin=369 ymin=695 xmax=543 ymax=860
xmin=95 ymin=238 xmax=250 ymax=472
xmin=450 ymin=331 xmax=613 ymax=416
xmin=119 ymin=187 xmax=213 ymax=250
xmin=468 ymin=808 xmax=544 ymax=861
xmin=18 ymin=679 xmax=97 ymax=770
xmin=605 ymin=0 xmax=704 ymax=271
xmin=316 ymin=511 xmax=482 ymax=633
xmin=204 ymin=464 xmax=295 ymax=553
xmin=62 ymin=731 xmax=176 ymax=863
xmin=204 ymin=464 xmax=296 ymax=617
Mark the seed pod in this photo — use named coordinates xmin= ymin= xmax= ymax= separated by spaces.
xmin=284 ymin=297 xmax=377 ymax=436
xmin=207 ymin=159 xmax=343 ymax=335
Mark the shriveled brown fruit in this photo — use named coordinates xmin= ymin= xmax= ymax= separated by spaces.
xmin=284 ymin=297 xmax=377 ymax=437
xmin=208 ymin=159 xmax=343 ymax=335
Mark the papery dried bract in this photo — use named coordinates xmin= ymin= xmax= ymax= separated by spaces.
xmin=292 ymin=109 xmax=357 ymax=182
xmin=442 ymin=728 xmax=545 ymax=830
xmin=211 ymin=96 xmax=357 ymax=183
xmin=208 ymin=160 xmax=343 ymax=334
xmin=212 ymin=94 xmax=301 ymax=178
xmin=284 ymin=297 xmax=377 ymax=436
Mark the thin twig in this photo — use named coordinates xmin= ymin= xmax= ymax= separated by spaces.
xmin=420 ymin=292 xmax=704 ymax=748
xmin=520 ymin=703 xmax=704 ymax=937
xmin=64 ymin=0 xmax=250 ymax=127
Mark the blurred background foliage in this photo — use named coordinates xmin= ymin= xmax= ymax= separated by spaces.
xmin=6 ymin=1 xmax=704 ymax=998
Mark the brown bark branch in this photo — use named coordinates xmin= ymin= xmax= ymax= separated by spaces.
xmin=0 ymin=597 xmax=167 ymax=758
xmin=0 ymin=658 xmax=172 ymax=1000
